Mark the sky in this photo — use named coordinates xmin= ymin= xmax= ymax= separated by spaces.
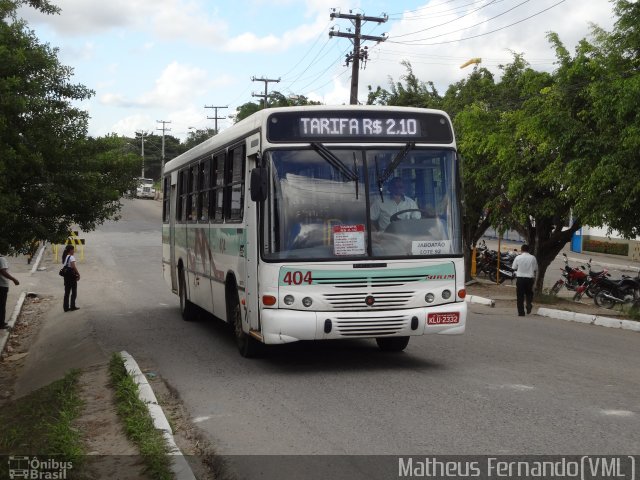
xmin=18 ymin=0 xmax=618 ymax=141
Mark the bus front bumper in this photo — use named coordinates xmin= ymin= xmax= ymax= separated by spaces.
xmin=260 ymin=302 xmax=467 ymax=344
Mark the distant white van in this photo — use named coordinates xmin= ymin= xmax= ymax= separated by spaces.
xmin=136 ymin=178 xmax=156 ymax=199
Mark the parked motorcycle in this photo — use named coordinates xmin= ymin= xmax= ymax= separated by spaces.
xmin=477 ymin=248 xmax=516 ymax=284
xmin=572 ymin=264 xmax=610 ymax=301
xmin=549 ymin=254 xmax=591 ymax=295
xmin=593 ymin=272 xmax=640 ymax=309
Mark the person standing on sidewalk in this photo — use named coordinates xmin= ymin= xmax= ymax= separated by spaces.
xmin=61 ymin=245 xmax=80 ymax=312
xmin=1 ymin=254 xmax=20 ymax=329
xmin=511 ymin=244 xmax=538 ymax=316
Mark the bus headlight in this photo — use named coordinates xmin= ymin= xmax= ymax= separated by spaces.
xmin=442 ymin=289 xmax=452 ymax=299
xmin=283 ymin=295 xmax=295 ymax=306
xmin=425 ymin=293 xmax=435 ymax=303
xmin=302 ymin=297 xmax=313 ymax=308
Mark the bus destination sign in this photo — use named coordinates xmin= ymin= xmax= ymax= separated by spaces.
xmin=267 ymin=111 xmax=453 ymax=144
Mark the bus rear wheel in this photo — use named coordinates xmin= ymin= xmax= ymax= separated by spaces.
xmin=231 ymin=300 xmax=261 ymax=358
xmin=376 ymin=336 xmax=410 ymax=352
xmin=179 ymin=270 xmax=197 ymax=321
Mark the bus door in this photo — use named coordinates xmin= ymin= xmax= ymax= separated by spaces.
xmin=243 ymin=136 xmax=261 ymax=333
xmin=169 ymin=176 xmax=178 ymax=292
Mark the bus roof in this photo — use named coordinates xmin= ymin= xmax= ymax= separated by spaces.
xmin=164 ymin=105 xmax=454 ymax=174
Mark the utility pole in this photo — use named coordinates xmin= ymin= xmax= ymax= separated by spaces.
xmin=329 ymin=10 xmax=388 ymax=105
xmin=204 ymin=105 xmax=228 ymax=134
xmin=156 ymin=120 xmax=171 ymax=167
xmin=251 ymin=76 xmax=280 ymax=109
xmin=135 ymin=130 xmax=148 ymax=178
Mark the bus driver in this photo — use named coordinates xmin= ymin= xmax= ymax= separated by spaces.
xmin=370 ymin=177 xmax=421 ymax=231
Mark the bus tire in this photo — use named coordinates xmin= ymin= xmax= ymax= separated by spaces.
xmin=179 ymin=270 xmax=197 ymax=321
xmin=376 ymin=336 xmax=410 ymax=352
xmin=231 ymin=298 xmax=261 ymax=358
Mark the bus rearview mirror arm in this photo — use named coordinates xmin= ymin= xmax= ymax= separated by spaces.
xmin=250 ymin=167 xmax=268 ymax=202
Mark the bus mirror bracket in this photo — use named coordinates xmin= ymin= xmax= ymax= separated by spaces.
xmin=250 ymin=167 xmax=268 ymax=202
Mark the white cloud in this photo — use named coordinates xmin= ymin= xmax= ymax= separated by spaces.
xmin=100 ymin=61 xmax=230 ymax=109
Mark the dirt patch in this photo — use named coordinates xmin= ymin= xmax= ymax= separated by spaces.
xmin=0 ymin=295 xmax=50 ymax=402
xmin=76 ymin=364 xmax=152 ymax=479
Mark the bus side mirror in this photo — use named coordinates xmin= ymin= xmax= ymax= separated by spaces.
xmin=250 ymin=167 xmax=268 ymax=202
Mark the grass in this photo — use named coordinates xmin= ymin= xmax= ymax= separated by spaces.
xmin=0 ymin=369 xmax=85 ymax=477
xmin=108 ymin=353 xmax=173 ymax=480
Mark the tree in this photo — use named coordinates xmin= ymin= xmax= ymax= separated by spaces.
xmin=549 ymin=0 xmax=640 ymax=238
xmin=182 ymin=128 xmax=216 ymax=151
xmin=0 ymin=0 xmax=139 ymax=253
xmin=233 ymin=91 xmax=321 ymax=122
xmin=367 ymin=60 xmax=442 ymax=108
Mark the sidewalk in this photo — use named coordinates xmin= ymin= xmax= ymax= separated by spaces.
xmin=0 ymin=247 xmax=46 ymax=354
xmin=480 ymin=237 xmax=640 ymax=275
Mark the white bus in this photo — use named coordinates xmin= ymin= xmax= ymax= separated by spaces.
xmin=162 ymin=106 xmax=467 ymax=357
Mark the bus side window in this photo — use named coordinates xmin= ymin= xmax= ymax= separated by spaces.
xmin=211 ymin=152 xmax=225 ymax=222
xmin=186 ymin=165 xmax=197 ymax=222
xmin=163 ymin=176 xmax=170 ymax=223
xmin=197 ymin=160 xmax=209 ymax=222
xmin=226 ymin=144 xmax=245 ymax=222
xmin=177 ymin=169 xmax=186 ymax=222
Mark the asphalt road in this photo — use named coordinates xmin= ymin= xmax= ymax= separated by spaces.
xmin=82 ymin=199 xmax=639 ymax=477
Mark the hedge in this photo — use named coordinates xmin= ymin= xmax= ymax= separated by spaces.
xmin=583 ymin=239 xmax=629 ymax=256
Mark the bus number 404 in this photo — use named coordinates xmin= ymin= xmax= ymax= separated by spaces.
xmin=283 ymin=271 xmax=313 ymax=285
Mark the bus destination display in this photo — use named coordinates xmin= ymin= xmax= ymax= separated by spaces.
xmin=267 ymin=111 xmax=453 ymax=143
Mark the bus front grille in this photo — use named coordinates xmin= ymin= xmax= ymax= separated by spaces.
xmin=323 ymin=291 xmax=414 ymax=310
xmin=334 ymin=315 xmax=407 ymax=337
xmin=315 ymin=275 xmax=425 ymax=289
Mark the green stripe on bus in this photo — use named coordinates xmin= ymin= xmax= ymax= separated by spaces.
xmin=278 ymin=264 xmax=455 ymax=286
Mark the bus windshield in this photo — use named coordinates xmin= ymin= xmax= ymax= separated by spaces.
xmin=263 ymin=146 xmax=462 ymax=260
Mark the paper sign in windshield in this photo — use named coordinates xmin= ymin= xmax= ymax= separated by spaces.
xmin=333 ymin=225 xmax=366 ymax=256
xmin=412 ymin=240 xmax=452 ymax=255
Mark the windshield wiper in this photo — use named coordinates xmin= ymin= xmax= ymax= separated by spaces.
xmin=311 ymin=143 xmax=358 ymax=182
xmin=376 ymin=142 xmax=415 ymax=200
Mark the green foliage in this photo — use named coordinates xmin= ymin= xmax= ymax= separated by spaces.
xmin=0 ymin=368 xmax=84 ymax=462
xmin=233 ymin=91 xmax=322 ymax=122
xmin=109 ymin=353 xmax=172 ymax=480
xmin=182 ymin=127 xmax=216 ymax=151
xmin=0 ymin=1 xmax=140 ymax=253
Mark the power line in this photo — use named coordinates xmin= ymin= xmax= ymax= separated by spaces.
xmin=391 ymin=0 xmax=501 ymax=39
xmin=391 ymin=0 xmax=530 ymax=43
xmin=387 ymin=0 xmax=566 ymax=46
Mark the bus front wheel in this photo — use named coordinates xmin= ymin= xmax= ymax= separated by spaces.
xmin=179 ymin=270 xmax=197 ymax=321
xmin=376 ymin=336 xmax=410 ymax=352
xmin=231 ymin=300 xmax=261 ymax=358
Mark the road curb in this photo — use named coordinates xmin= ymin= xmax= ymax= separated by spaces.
xmin=465 ymin=295 xmax=495 ymax=307
xmin=536 ymin=308 xmax=640 ymax=332
xmin=120 ymin=350 xmax=197 ymax=480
